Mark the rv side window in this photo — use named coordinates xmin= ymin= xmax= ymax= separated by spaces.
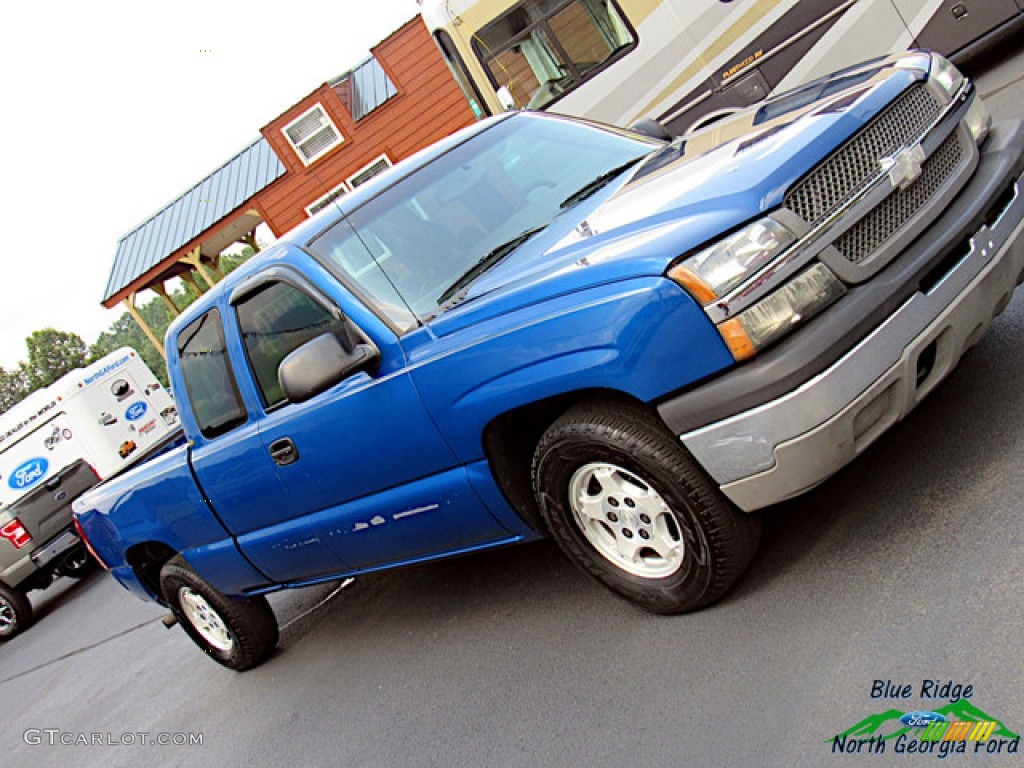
xmin=473 ymin=0 xmax=634 ymax=110
xmin=177 ymin=310 xmax=247 ymax=439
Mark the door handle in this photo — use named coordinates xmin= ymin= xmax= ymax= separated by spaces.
xmin=269 ymin=437 xmax=299 ymax=466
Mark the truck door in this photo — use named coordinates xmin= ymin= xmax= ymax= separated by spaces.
xmin=225 ymin=266 xmax=513 ymax=574
xmin=178 ymin=307 xmax=353 ymax=584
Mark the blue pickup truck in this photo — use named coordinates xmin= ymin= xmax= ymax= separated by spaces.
xmin=74 ymin=51 xmax=1024 ymax=670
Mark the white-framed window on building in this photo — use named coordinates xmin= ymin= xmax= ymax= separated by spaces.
xmin=283 ymin=104 xmax=344 ymax=165
xmin=305 ymin=181 xmax=350 ymax=217
xmin=347 ymin=155 xmax=393 ymax=188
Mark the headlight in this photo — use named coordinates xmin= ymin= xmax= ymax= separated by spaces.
xmin=718 ymin=264 xmax=846 ymax=360
xmin=964 ymin=96 xmax=991 ymax=145
xmin=930 ymin=54 xmax=965 ymax=100
xmin=930 ymin=53 xmax=989 ymax=145
xmin=668 ymin=216 xmax=796 ymax=304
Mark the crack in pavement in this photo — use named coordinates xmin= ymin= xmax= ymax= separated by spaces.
xmin=0 ymin=617 xmax=161 ymax=686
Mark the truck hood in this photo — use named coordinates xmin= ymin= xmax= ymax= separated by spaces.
xmin=428 ymin=53 xmax=929 ymax=337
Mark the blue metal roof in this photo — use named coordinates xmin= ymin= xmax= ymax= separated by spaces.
xmin=347 ymin=56 xmax=398 ymax=120
xmin=104 ymin=137 xmax=286 ymax=304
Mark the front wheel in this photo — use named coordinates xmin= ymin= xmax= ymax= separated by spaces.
xmin=0 ymin=584 xmax=33 ymax=641
xmin=160 ymin=557 xmax=278 ymax=671
xmin=532 ymin=400 xmax=760 ymax=614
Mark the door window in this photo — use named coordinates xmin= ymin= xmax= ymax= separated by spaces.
xmin=177 ymin=310 xmax=247 ymax=438
xmin=234 ymin=280 xmax=358 ymax=408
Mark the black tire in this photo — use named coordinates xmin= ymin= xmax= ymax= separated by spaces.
xmin=532 ymin=399 xmax=760 ymax=614
xmin=160 ymin=557 xmax=278 ymax=671
xmin=0 ymin=583 xmax=33 ymax=641
xmin=57 ymin=549 xmax=99 ymax=579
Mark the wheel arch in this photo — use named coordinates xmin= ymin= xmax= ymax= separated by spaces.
xmin=482 ymin=388 xmax=655 ymax=532
xmin=125 ymin=541 xmax=180 ymax=602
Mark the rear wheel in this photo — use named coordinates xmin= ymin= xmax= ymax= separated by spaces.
xmin=0 ymin=584 xmax=33 ymax=641
xmin=160 ymin=557 xmax=278 ymax=671
xmin=532 ymin=399 xmax=760 ymax=613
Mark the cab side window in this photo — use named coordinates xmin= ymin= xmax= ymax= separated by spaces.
xmin=235 ymin=280 xmax=356 ymax=408
xmin=177 ymin=310 xmax=247 ymax=438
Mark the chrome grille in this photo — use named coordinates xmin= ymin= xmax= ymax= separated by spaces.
xmin=785 ymin=85 xmax=942 ymax=226
xmin=833 ymin=131 xmax=965 ymax=264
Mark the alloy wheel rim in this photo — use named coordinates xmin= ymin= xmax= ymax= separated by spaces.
xmin=567 ymin=462 xmax=685 ymax=578
xmin=0 ymin=595 xmax=16 ymax=634
xmin=178 ymin=587 xmax=234 ymax=652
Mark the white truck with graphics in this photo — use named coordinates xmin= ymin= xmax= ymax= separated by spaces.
xmin=0 ymin=348 xmax=179 ymax=640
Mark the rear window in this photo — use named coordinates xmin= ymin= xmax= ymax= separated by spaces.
xmin=177 ymin=310 xmax=247 ymax=439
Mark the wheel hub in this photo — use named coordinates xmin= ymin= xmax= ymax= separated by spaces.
xmin=178 ymin=587 xmax=234 ymax=652
xmin=568 ymin=462 xmax=685 ymax=579
xmin=0 ymin=597 xmax=14 ymax=633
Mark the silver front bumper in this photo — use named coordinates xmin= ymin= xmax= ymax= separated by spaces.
xmin=680 ymin=172 xmax=1024 ymax=512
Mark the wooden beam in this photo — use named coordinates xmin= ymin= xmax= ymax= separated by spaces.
xmin=122 ymin=294 xmax=165 ymax=360
xmin=238 ymin=230 xmax=261 ymax=253
xmin=181 ymin=272 xmax=204 ymax=297
xmin=152 ymin=282 xmax=181 ymax=317
xmin=180 ymin=246 xmax=217 ymax=287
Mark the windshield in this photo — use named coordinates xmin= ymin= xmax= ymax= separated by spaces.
xmin=307 ymin=115 xmax=655 ymax=328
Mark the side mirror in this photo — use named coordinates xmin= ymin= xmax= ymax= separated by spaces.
xmin=279 ymin=333 xmax=379 ymax=404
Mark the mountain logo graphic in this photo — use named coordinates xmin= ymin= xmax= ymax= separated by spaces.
xmin=833 ymin=700 xmax=1020 ymax=742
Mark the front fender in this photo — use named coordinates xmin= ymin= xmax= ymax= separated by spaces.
xmin=409 ymin=277 xmax=734 ymax=461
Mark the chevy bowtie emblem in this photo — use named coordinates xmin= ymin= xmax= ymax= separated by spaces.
xmin=880 ymin=143 xmax=926 ymax=190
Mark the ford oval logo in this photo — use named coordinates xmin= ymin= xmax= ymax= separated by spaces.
xmin=8 ymin=457 xmax=48 ymax=491
xmin=125 ymin=401 xmax=148 ymax=422
xmin=900 ymin=711 xmax=947 ymax=728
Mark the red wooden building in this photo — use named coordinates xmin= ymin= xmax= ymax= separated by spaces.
xmin=103 ymin=18 xmax=477 ymax=352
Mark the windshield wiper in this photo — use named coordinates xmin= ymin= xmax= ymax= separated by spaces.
xmin=559 ymin=157 xmax=644 ymax=210
xmin=437 ymin=226 xmax=546 ymax=306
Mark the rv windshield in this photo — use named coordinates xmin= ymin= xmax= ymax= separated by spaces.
xmin=473 ymin=0 xmax=635 ymax=110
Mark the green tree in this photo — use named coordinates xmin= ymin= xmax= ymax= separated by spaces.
xmin=220 ymin=244 xmax=256 ymax=275
xmin=0 ymin=329 xmax=89 ymax=414
xmin=23 ymin=329 xmax=90 ymax=390
xmin=0 ymin=366 xmax=30 ymax=414
xmin=1 ymin=245 xmax=261 ymax=413
xmin=91 ymin=304 xmax=172 ymax=385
